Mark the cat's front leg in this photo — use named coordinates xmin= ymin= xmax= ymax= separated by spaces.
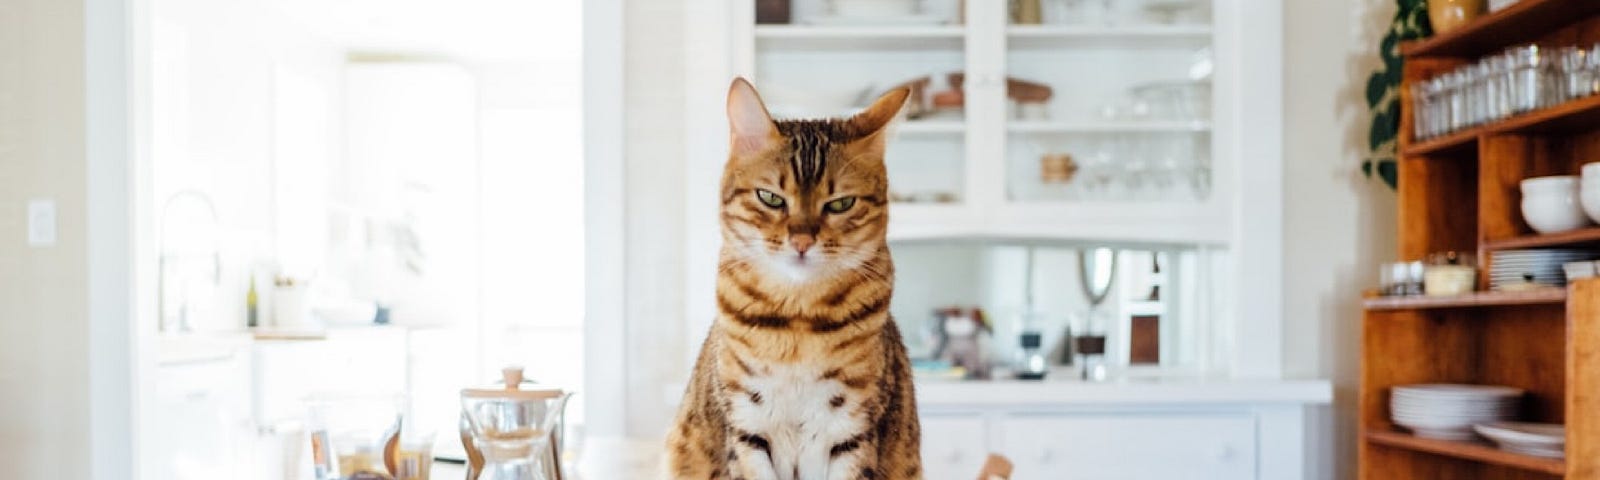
xmin=823 ymin=436 xmax=877 ymax=480
xmin=727 ymin=430 xmax=781 ymax=480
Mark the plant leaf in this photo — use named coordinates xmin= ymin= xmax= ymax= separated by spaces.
xmin=1378 ymin=160 xmax=1399 ymax=189
xmin=1366 ymin=73 xmax=1389 ymax=107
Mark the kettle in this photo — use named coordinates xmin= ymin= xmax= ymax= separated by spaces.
xmin=460 ymin=367 xmax=570 ymax=480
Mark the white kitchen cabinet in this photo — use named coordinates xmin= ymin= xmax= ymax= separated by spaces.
xmin=998 ymin=414 xmax=1254 ymax=479
xmin=919 ymin=413 xmax=989 ymax=480
xmin=686 ymin=0 xmax=1286 ymax=380
xmin=149 ymin=340 xmax=254 ymax=480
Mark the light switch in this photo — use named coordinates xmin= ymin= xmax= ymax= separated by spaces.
xmin=27 ymin=199 xmax=56 ymax=247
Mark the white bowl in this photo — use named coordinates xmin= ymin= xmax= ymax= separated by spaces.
xmin=1582 ymin=188 xmax=1600 ymax=224
xmin=1523 ymin=175 xmax=1580 ymax=194
xmin=1583 ymin=162 xmax=1600 ymax=179
xmin=1523 ymin=190 xmax=1592 ymax=233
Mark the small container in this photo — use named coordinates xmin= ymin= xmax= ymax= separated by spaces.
xmin=1424 ymin=252 xmax=1477 ymax=296
xmin=1015 ymin=332 xmax=1048 ymax=380
xmin=1040 ymin=153 xmax=1077 ymax=183
xmin=1564 ymin=260 xmax=1597 ymax=281
xmin=1380 ymin=261 xmax=1426 ymax=296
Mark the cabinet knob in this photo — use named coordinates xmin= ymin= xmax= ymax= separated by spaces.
xmin=946 ymin=450 xmax=963 ymax=464
xmin=1214 ymin=445 xmax=1236 ymax=462
xmin=1036 ymin=449 xmax=1054 ymax=463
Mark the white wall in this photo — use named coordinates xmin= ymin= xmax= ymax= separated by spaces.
xmin=623 ymin=0 xmax=692 ymax=437
xmin=0 ymin=0 xmax=93 ymax=477
xmin=1282 ymin=0 xmax=1398 ymax=478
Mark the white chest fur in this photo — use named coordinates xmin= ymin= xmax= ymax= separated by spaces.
xmin=729 ymin=362 xmax=868 ymax=480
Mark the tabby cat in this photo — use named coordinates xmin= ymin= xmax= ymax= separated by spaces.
xmin=665 ymin=78 xmax=921 ymax=480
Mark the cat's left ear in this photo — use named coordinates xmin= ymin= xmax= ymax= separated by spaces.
xmin=847 ymin=87 xmax=911 ymax=148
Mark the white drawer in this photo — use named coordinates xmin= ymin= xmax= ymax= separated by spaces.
xmin=920 ymin=414 xmax=987 ymax=480
xmin=998 ymin=414 xmax=1256 ymax=480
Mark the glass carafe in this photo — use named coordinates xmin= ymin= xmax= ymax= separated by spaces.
xmin=461 ymin=367 xmax=570 ymax=480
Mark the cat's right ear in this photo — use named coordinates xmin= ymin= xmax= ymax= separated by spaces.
xmin=727 ymin=77 xmax=779 ymax=157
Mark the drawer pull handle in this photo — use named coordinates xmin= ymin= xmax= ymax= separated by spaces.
xmin=1214 ymin=445 xmax=1236 ymax=462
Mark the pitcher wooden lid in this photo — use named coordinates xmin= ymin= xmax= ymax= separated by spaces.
xmin=461 ymin=366 xmax=564 ymax=400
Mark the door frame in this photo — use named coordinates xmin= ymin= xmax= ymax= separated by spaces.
xmin=85 ymin=0 xmax=632 ymax=476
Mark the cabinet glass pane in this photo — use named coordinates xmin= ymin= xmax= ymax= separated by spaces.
xmin=1003 ymin=0 xmax=1213 ymax=203
xmin=753 ymin=0 xmax=967 ymax=205
xmin=890 ymin=241 xmax=1212 ymax=377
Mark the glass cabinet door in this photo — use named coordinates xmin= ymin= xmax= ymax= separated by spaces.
xmin=1001 ymin=0 xmax=1214 ymax=204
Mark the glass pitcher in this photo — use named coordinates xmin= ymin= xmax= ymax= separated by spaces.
xmin=306 ymin=394 xmax=434 ymax=480
xmin=461 ymin=367 xmax=570 ymax=480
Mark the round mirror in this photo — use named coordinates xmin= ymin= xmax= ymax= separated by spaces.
xmin=1078 ymin=247 xmax=1117 ymax=307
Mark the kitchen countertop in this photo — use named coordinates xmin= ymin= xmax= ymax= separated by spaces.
xmin=914 ymin=375 xmax=1332 ymax=407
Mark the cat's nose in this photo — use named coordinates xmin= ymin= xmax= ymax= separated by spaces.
xmin=790 ymin=234 xmax=815 ymax=256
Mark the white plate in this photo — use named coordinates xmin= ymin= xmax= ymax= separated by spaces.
xmin=1474 ymin=422 xmax=1564 ymax=447
xmin=1393 ymin=384 xmax=1525 ymax=398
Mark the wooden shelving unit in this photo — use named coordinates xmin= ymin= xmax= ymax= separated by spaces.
xmin=1367 ymin=430 xmax=1568 ymax=475
xmin=1362 ymin=289 xmax=1567 ymax=311
xmin=1362 ymin=2 xmax=1600 ymax=478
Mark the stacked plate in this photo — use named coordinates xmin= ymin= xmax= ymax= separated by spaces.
xmin=1490 ymin=249 xmax=1600 ymax=290
xmin=1474 ymin=422 xmax=1565 ymax=458
xmin=1391 ymin=384 xmax=1523 ymax=440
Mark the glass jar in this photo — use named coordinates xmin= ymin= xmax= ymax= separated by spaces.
xmin=1412 ymin=82 xmax=1431 ymax=140
xmin=1507 ymin=45 xmax=1554 ymax=113
xmin=1557 ymin=46 xmax=1592 ymax=102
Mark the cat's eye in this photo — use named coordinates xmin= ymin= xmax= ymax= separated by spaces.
xmin=756 ymin=189 xmax=786 ymax=209
xmin=823 ymin=196 xmax=856 ymax=214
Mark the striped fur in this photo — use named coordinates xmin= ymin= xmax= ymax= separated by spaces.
xmin=666 ymin=78 xmax=921 ymax=480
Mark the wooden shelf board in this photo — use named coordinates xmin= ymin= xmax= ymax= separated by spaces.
xmin=1401 ymin=0 xmax=1600 ymax=58
xmin=1485 ymin=227 xmax=1600 ymax=250
xmin=1365 ymin=430 xmax=1566 ymax=475
xmin=1403 ymin=94 xmax=1600 ymax=157
xmin=1362 ymin=289 xmax=1567 ymax=311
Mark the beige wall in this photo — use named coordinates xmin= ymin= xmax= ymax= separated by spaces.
xmin=0 ymin=0 xmax=93 ymax=478
xmin=1282 ymin=0 xmax=1399 ymax=477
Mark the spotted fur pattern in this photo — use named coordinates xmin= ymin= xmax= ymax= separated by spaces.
xmin=666 ymin=79 xmax=920 ymax=480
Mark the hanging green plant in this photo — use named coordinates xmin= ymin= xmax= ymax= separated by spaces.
xmin=1363 ymin=0 xmax=1433 ymax=190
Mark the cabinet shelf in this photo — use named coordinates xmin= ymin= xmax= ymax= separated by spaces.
xmin=1006 ymin=25 xmax=1211 ymax=48
xmin=1484 ymin=227 xmax=1600 ymax=251
xmin=1362 ymin=289 xmax=1567 ymax=311
xmin=1401 ymin=0 xmax=1600 ymax=58
xmin=1365 ymin=430 xmax=1565 ymax=476
xmin=755 ymin=25 xmax=964 ymax=49
xmin=1403 ymin=94 xmax=1600 ymax=157
xmin=899 ymin=120 xmax=965 ymax=134
xmin=1009 ymin=120 xmax=1210 ymax=134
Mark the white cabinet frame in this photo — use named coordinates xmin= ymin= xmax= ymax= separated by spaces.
xmin=683 ymin=0 xmax=1284 ymax=379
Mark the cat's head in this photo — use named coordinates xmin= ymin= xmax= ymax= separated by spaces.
xmin=719 ymin=77 xmax=908 ymax=284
